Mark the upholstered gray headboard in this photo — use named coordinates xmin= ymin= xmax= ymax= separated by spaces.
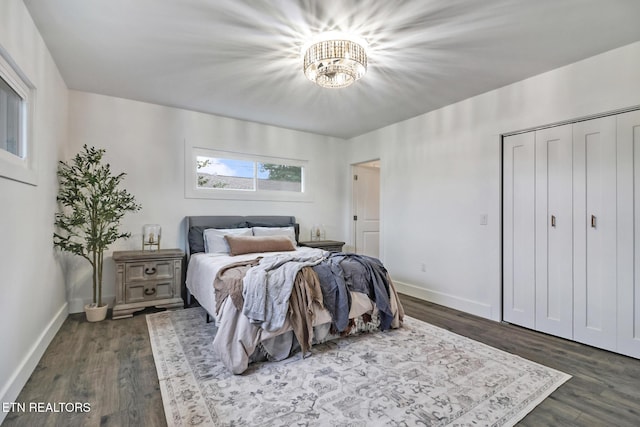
xmin=184 ymin=215 xmax=299 ymax=261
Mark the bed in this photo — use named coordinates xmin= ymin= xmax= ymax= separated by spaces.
xmin=184 ymin=215 xmax=404 ymax=374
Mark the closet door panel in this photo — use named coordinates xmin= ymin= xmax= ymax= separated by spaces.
xmin=617 ymin=110 xmax=640 ymax=358
xmin=573 ymin=116 xmax=617 ymax=352
xmin=535 ymin=125 xmax=573 ymax=339
xmin=503 ymin=132 xmax=535 ymax=328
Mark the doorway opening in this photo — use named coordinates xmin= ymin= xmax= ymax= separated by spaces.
xmin=352 ymin=160 xmax=381 ymax=258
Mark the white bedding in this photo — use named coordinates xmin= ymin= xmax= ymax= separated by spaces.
xmin=185 ymin=246 xmax=323 ymax=321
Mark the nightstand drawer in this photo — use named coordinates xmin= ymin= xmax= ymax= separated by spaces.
xmin=126 ymin=280 xmax=173 ymax=303
xmin=126 ymin=261 xmax=173 ymax=282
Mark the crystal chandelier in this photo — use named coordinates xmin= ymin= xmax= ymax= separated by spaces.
xmin=303 ymin=37 xmax=367 ymax=89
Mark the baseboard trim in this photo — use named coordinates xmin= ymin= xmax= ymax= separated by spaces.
xmin=393 ymin=280 xmax=494 ymax=320
xmin=0 ymin=302 xmax=68 ymax=424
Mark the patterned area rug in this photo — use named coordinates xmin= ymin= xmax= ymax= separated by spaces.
xmin=147 ymin=308 xmax=570 ymax=426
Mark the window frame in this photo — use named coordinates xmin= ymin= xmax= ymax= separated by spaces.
xmin=185 ymin=146 xmax=311 ymax=202
xmin=0 ymin=46 xmax=37 ymax=186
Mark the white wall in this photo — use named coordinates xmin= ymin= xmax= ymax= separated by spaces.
xmin=348 ymin=41 xmax=640 ymax=321
xmin=0 ymin=0 xmax=68 ymax=421
xmin=66 ymin=91 xmax=350 ymax=312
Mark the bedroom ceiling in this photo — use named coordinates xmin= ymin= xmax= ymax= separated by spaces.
xmin=23 ymin=0 xmax=640 ymax=139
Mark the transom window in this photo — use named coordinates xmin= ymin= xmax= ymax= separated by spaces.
xmin=186 ymin=147 xmax=309 ymax=201
xmin=196 ymin=156 xmax=302 ymax=192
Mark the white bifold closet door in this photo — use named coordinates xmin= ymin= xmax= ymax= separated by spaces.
xmin=573 ymin=116 xmax=617 ymax=352
xmin=617 ymin=110 xmax=640 ymax=357
xmin=535 ymin=125 xmax=573 ymax=339
xmin=504 ymin=110 xmax=640 ymax=359
xmin=503 ymin=132 xmax=535 ymax=328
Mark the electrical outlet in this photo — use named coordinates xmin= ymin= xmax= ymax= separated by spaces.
xmin=480 ymin=214 xmax=488 ymax=225
xmin=420 ymin=263 xmax=426 ymax=272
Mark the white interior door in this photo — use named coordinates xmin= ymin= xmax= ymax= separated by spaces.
xmin=503 ymin=132 xmax=536 ymax=328
xmin=535 ymin=124 xmax=574 ymax=339
xmin=573 ymin=116 xmax=617 ymax=352
xmin=617 ymin=109 xmax=640 ymax=358
xmin=353 ymin=164 xmax=380 ymax=258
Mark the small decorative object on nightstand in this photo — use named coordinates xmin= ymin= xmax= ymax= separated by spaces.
xmin=299 ymin=240 xmax=345 ymax=252
xmin=142 ymin=224 xmax=161 ymax=251
xmin=112 ymin=249 xmax=184 ymax=319
xmin=310 ymin=224 xmax=326 ymax=241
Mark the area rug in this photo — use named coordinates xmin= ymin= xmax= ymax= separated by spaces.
xmin=146 ymin=308 xmax=570 ymax=426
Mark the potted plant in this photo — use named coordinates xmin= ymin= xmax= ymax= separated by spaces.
xmin=54 ymin=145 xmax=141 ymax=322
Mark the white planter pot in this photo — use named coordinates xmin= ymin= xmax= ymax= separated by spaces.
xmin=85 ymin=304 xmax=108 ymax=322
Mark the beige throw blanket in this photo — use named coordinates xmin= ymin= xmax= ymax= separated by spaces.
xmin=213 ymin=258 xmax=261 ymax=315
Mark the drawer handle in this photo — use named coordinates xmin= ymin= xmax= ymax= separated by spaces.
xmin=144 ymin=288 xmax=156 ymax=296
xmin=145 ymin=267 xmax=157 ymax=275
xmin=591 ymin=215 xmax=596 ymax=228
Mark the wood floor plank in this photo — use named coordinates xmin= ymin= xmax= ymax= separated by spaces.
xmin=3 ymin=295 xmax=640 ymax=426
xmin=517 ymin=396 xmax=582 ymax=426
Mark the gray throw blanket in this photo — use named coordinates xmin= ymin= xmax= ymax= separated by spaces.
xmin=314 ymin=253 xmax=394 ymax=332
xmin=312 ymin=261 xmax=351 ymax=332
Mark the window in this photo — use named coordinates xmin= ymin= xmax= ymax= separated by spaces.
xmin=0 ymin=76 xmax=22 ymax=158
xmin=196 ymin=156 xmax=303 ymax=192
xmin=0 ymin=47 xmax=36 ymax=185
xmin=196 ymin=157 xmax=256 ymax=190
xmin=186 ymin=147 xmax=309 ymax=201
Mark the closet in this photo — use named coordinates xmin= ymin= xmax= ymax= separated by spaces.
xmin=503 ymin=109 xmax=640 ymax=358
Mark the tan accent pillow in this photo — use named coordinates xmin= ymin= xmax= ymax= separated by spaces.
xmin=224 ymin=235 xmax=296 ymax=256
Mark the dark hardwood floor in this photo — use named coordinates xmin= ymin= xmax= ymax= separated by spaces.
xmin=3 ymin=295 xmax=640 ymax=426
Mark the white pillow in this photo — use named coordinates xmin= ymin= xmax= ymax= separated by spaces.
xmin=203 ymin=228 xmax=253 ymax=253
xmin=251 ymin=226 xmax=297 ymax=245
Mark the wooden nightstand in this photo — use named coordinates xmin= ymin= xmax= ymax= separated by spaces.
xmin=298 ymin=240 xmax=345 ymax=252
xmin=112 ymin=249 xmax=184 ymax=319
